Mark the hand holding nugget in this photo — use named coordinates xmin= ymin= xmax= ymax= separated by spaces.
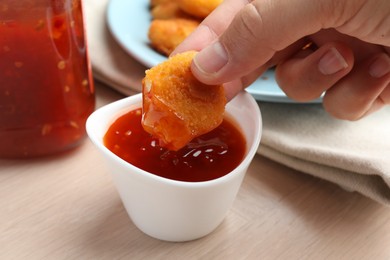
xmin=173 ymin=0 xmax=390 ymax=120
xmin=142 ymin=51 xmax=226 ymax=151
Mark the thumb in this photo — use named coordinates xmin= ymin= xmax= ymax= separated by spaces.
xmin=191 ymin=0 xmax=355 ymax=85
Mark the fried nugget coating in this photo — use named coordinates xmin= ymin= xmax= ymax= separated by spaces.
xmin=177 ymin=0 xmax=222 ymax=19
xmin=142 ymin=51 xmax=227 ymax=151
xmin=150 ymin=0 xmax=171 ymax=8
xmin=151 ymin=2 xmax=192 ymax=20
xmin=148 ymin=18 xmax=199 ymax=56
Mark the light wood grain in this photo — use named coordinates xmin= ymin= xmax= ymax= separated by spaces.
xmin=1 ymin=82 xmax=389 ymax=260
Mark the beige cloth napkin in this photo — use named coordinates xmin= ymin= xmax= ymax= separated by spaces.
xmin=84 ymin=0 xmax=390 ymax=206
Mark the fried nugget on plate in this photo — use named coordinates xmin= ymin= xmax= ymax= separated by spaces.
xmin=142 ymin=51 xmax=227 ymax=151
xmin=177 ymin=0 xmax=222 ymax=18
xmin=151 ymin=2 xmax=193 ymax=20
xmin=148 ymin=18 xmax=199 ymax=56
xmin=150 ymin=0 xmax=171 ymax=8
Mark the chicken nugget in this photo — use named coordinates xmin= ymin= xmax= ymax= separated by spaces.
xmin=142 ymin=51 xmax=227 ymax=151
xmin=148 ymin=18 xmax=199 ymax=56
xmin=150 ymin=0 xmax=171 ymax=8
xmin=177 ymin=0 xmax=222 ymax=19
xmin=151 ymin=2 xmax=192 ymax=20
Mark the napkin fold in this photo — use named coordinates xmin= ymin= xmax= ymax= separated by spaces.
xmin=84 ymin=0 xmax=390 ymax=206
xmin=84 ymin=0 xmax=144 ymax=96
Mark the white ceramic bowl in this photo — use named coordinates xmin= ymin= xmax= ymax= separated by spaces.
xmin=86 ymin=91 xmax=262 ymax=242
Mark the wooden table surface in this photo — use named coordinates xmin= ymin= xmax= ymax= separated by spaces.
xmin=1 ymin=82 xmax=390 ymax=260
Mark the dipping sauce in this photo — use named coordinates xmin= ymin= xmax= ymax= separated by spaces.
xmin=104 ymin=108 xmax=246 ymax=182
xmin=0 ymin=0 xmax=95 ymax=157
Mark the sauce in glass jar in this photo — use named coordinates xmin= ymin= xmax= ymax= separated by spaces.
xmin=0 ymin=0 xmax=95 ymax=158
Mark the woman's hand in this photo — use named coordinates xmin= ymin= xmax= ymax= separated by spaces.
xmin=173 ymin=0 xmax=390 ymax=120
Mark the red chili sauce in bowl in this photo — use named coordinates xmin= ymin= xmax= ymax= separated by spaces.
xmin=103 ymin=108 xmax=246 ymax=182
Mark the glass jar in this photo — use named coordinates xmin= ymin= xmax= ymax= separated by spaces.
xmin=0 ymin=0 xmax=95 ymax=158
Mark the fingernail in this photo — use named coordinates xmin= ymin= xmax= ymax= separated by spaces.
xmin=369 ymin=54 xmax=390 ymax=78
xmin=193 ymin=41 xmax=228 ymax=75
xmin=318 ymin=47 xmax=348 ymax=75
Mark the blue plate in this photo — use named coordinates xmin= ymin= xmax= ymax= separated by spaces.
xmin=106 ymin=0 xmax=321 ymax=103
